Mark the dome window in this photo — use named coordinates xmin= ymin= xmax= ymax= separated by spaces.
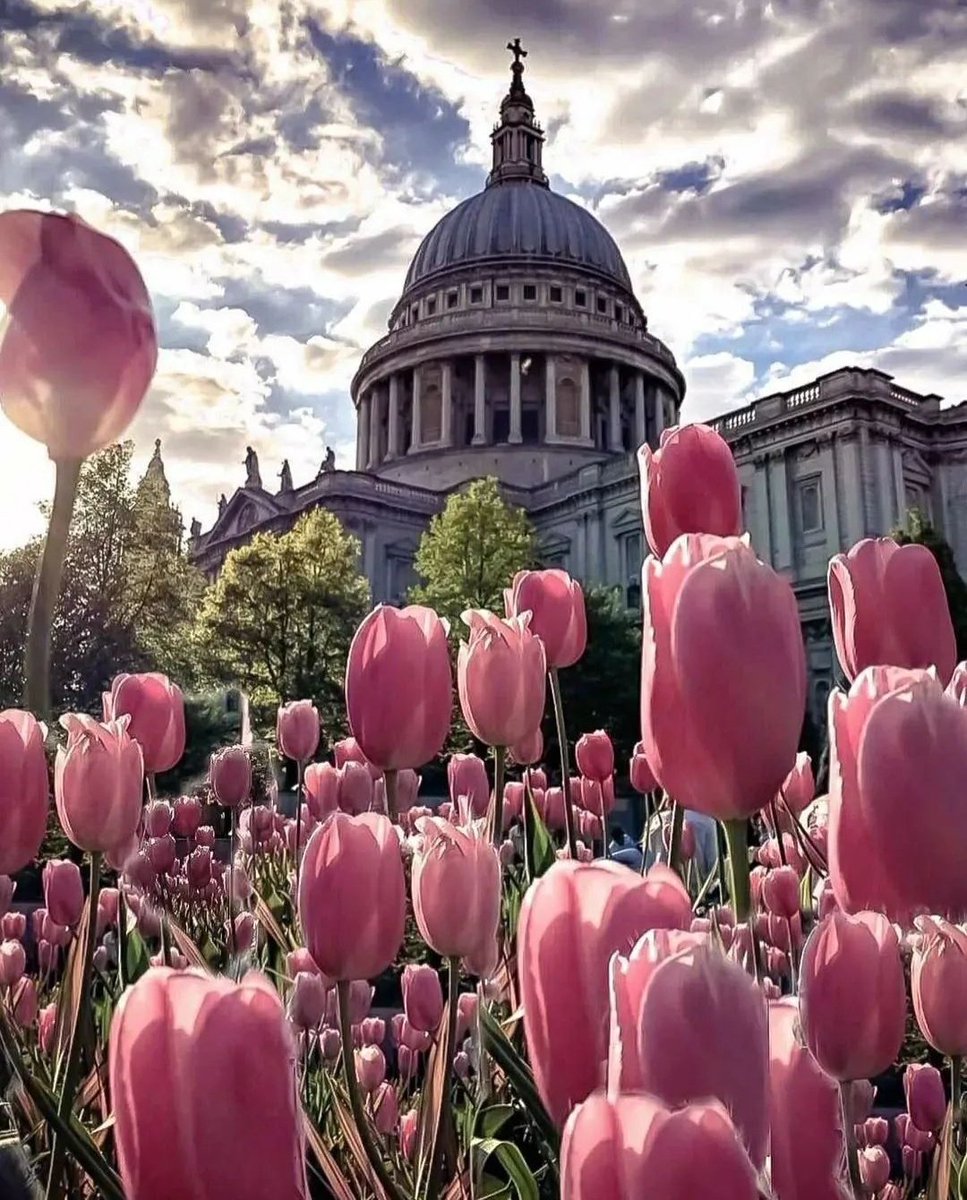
xmin=549 ymin=285 xmax=563 ymax=303
xmin=615 ymin=303 xmax=624 ymax=322
xmin=523 ymin=284 xmax=537 ymax=301
xmin=575 ymin=289 xmax=587 ymax=308
xmin=447 ymin=290 xmax=459 ymax=309
xmin=596 ymin=296 xmax=609 ymax=314
xmin=426 ymin=296 xmax=437 ymax=315
xmin=470 ymin=285 xmax=484 ymax=304
xmin=496 ymin=284 xmax=510 ymax=301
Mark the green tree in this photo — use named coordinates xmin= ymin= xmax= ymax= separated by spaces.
xmin=410 ymin=477 xmax=535 ymax=631
xmin=194 ymin=508 xmax=370 ymax=735
xmin=894 ymin=507 xmax=967 ymax=659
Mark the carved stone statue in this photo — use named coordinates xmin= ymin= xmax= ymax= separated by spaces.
xmin=189 ymin=517 xmax=202 ymax=539
xmin=318 ymin=446 xmax=336 ymax=474
xmin=279 ymin=458 xmax=293 ymax=492
xmin=218 ymin=493 xmax=227 ymax=516
xmin=244 ymin=446 xmax=262 ymax=489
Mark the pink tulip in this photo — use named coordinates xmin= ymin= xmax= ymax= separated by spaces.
xmin=0 ymin=876 xmax=13 ymax=920
xmin=905 ymin=1063 xmax=946 ymax=1134
xmin=860 ymin=1146 xmax=891 ymax=1192
xmin=846 ymin=1079 xmax=876 ymax=1125
xmin=455 ymin=992 xmax=479 ymax=1043
xmin=37 ymin=939 xmax=57 ymax=975
xmin=333 ymin=737 xmax=381 ymax=779
xmin=862 ymin=1117 xmax=889 ymax=1147
xmin=0 ymin=710 xmax=49 ymax=874
xmin=911 ymin=917 xmax=967 ymax=1055
xmin=303 ymin=762 xmax=339 ymax=820
xmin=575 ymin=731 xmax=614 ymax=783
xmin=458 ymin=610 xmax=547 ymax=747
xmin=800 ymin=911 xmax=906 ymax=1081
xmin=629 ymin=741 xmax=656 ymax=793
xmin=609 ymin=937 xmax=768 ymax=1166
xmin=147 ymin=834 xmax=176 ymax=877
xmin=510 ymin=727 xmax=543 ymax=767
xmin=762 ymin=866 xmax=800 ymax=921
xmin=277 ymin=700 xmax=320 ymax=764
xmin=2 ymin=912 xmax=25 ymax=940
xmin=320 ymin=1028 xmax=341 ymax=1062
xmin=105 ymin=674 xmax=185 ymax=775
xmin=641 ymin=534 xmax=805 ymax=821
xmin=286 ymin=947 xmax=321 ymax=979
xmin=561 ymin=1092 xmax=758 ymax=1200
xmin=359 ymin=1017 xmax=385 ymax=1047
xmin=539 ymin=786 xmax=568 ymax=832
xmin=97 ymin=887 xmax=119 ymax=935
xmin=12 ymin=976 xmax=37 ymax=1027
xmin=505 ymin=568 xmax=587 ymax=670
xmin=372 ymin=1081 xmax=398 ymax=1136
xmin=776 ymin=752 xmax=814 ymax=819
xmin=0 ymin=209 xmax=157 ymax=459
xmin=231 ymin=912 xmax=256 ymax=954
xmin=393 ymin=1013 xmax=432 ymax=1053
xmin=346 ymin=605 xmax=452 ymax=770
xmin=453 ymin=1050 xmax=471 ymax=1081
xmin=394 ymin=769 xmax=420 ymax=814
xmin=355 ymin=1045 xmax=386 ymax=1094
xmin=0 ymin=939 xmax=26 ymax=987
xmin=411 ymin=818 xmax=500 ymax=966
xmin=187 ymin=846 xmax=213 ymax=891
xmin=338 ymin=760 xmax=374 ymax=815
xmin=448 ymin=754 xmax=491 ymax=819
xmin=289 ymin=971 xmax=327 ymax=1030
xmin=402 ymin=963 xmax=444 ymax=1033
xmin=829 ymin=537 xmax=956 ymax=683
xmin=299 ymin=813 xmax=405 ymax=981
xmin=209 ymin=746 xmax=252 ymax=809
xmin=38 ymin=1003 xmax=57 ymax=1055
xmin=109 ymin=967 xmax=307 ymax=1199
xmin=829 ymin=666 xmax=967 ymax=921
xmin=400 ymin=1110 xmax=418 ymax=1160
xmin=638 ymin=424 xmax=742 ymax=558
xmin=43 ymin=859 xmax=84 ymax=926
xmin=144 ymin=800 xmax=173 ymax=838
xmin=519 ymin=860 xmax=692 ymax=1126
xmin=55 ymin=714 xmax=143 ymax=853
xmin=171 ymin=795 xmax=203 ymax=838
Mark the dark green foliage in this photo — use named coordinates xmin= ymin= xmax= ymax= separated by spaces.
xmin=894 ymin=507 xmax=967 ymax=660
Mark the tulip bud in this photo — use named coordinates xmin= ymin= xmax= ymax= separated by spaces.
xmin=402 ymin=964 xmax=444 ymax=1033
xmin=629 ymin=742 xmax=657 ymax=794
xmin=12 ymin=977 xmax=37 ymax=1028
xmin=355 ymin=1045 xmax=386 ymax=1094
xmin=146 ymin=834 xmax=176 ymax=877
xmin=231 ymin=912 xmax=256 ymax=955
xmin=0 ymin=939 xmax=26 ymax=986
xmin=171 ymin=795 xmax=203 ymax=838
xmin=458 ymin=611 xmax=546 ymax=747
xmin=104 ymin=674 xmax=184 ymax=775
xmin=455 ymin=992 xmax=479 ymax=1043
xmin=509 ymin=727 xmax=542 ymax=768
xmin=575 ymin=731 xmax=614 ymax=783
xmin=347 ymin=980 xmax=374 ymax=1025
xmin=38 ymin=939 xmax=57 ymax=975
xmin=286 ymin=946 xmax=321 ymax=979
xmin=320 ymin=1027 xmax=341 ymax=1061
xmin=338 ymin=760 xmax=374 ymax=815
xmin=209 ymin=746 xmax=252 ymax=809
xmin=453 ymin=1051 xmax=471 ymax=1082
xmin=289 ymin=972 xmax=327 ymax=1031
xmin=1 ymin=912 xmax=25 ymax=940
xmin=277 ymin=700 xmax=320 ymax=763
xmin=499 ymin=839 xmax=516 ymax=866
xmin=412 ymin=818 xmax=501 ymax=962
xmin=43 ymin=859 xmax=85 ymax=927
xmin=762 ymin=866 xmax=800 ymax=920
xmin=144 ymin=800 xmax=173 ymax=838
xmin=396 ymin=1044 xmax=417 ymax=1081
xmin=859 ymin=1146 xmax=891 ymax=1193
xmin=863 ymin=1116 xmax=889 ymax=1146
xmin=905 ymin=1063 xmax=946 ymax=1134
xmin=912 ymin=917 xmax=967 ymax=1056
xmin=447 ymin=754 xmax=490 ymax=819
xmin=304 ymin=763 xmax=339 ymax=820
xmin=93 ymin=945 xmax=109 ymax=973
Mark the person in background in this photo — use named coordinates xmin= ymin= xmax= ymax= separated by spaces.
xmin=640 ymin=807 xmax=718 ymax=880
xmin=608 ymin=825 xmax=644 ymax=871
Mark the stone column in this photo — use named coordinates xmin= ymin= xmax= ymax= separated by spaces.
xmin=768 ymin=449 xmax=793 ymax=571
xmin=409 ymin=366 xmax=422 ymax=453
xmin=368 ymin=388 xmax=381 ymax=467
xmin=356 ymin=394 xmax=370 ymax=471
xmin=441 ymin=359 xmax=453 ymax=446
xmin=473 ymin=354 xmax=486 ymax=445
xmin=580 ymin=358 xmax=591 ymax=442
xmin=387 ymin=373 xmax=400 ymax=459
xmin=892 ymin=442 xmax=906 ymax=521
xmin=509 ymin=352 xmax=522 ymax=444
xmin=545 ymin=353 xmax=556 ymax=439
xmin=608 ymin=364 xmax=622 ymax=450
xmin=634 ymin=373 xmax=646 ymax=448
xmin=654 ymin=385 xmax=666 ymax=440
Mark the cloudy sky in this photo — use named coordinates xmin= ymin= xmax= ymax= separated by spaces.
xmin=0 ymin=0 xmax=965 ymax=548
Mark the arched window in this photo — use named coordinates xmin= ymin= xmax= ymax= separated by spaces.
xmin=557 ymin=377 xmax=579 ymax=437
xmin=422 ymin=385 xmax=442 ymax=443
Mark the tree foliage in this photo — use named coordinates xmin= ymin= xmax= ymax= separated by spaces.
xmin=894 ymin=507 xmax=967 ymax=659
xmin=410 ymin=477 xmax=536 ymax=631
xmin=194 ymin=508 xmax=370 ymax=734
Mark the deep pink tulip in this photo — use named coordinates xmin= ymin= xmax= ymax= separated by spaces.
xmin=0 ymin=710 xmax=49 ymax=874
xmin=539 ymin=786 xmax=568 ymax=832
xmin=581 ymin=777 xmax=615 ymax=820
xmin=209 ymin=745 xmax=252 ymax=809
xmin=55 ymin=714 xmax=143 ymax=853
xmin=0 ymin=939 xmax=26 ymax=987
xmin=561 ymin=1092 xmax=758 ymax=1200
xmin=0 ymin=875 xmax=13 ymax=920
xmin=345 ymin=605 xmax=452 ymax=770
xmin=43 ymin=859 xmax=84 ymax=926
xmin=400 ymin=1110 xmax=418 ymax=1160
xmin=289 ymin=971 xmax=326 ymax=1030
xmin=299 ymin=813 xmax=405 ymax=981
xmin=105 ymin=674 xmax=185 ymax=775
xmin=2 ymin=913 xmax=25 ymax=940
xmin=97 ymin=887 xmax=119 ymax=935
xmin=575 ymin=730 xmax=614 ymax=783
xmin=458 ymin=610 xmax=547 ymax=748
xmin=829 ymin=666 xmax=967 ymax=921
xmin=286 ymin=946 xmax=321 ymax=980
xmin=355 ymin=1044 xmax=386 ymax=1094
xmin=638 ymin=423 xmax=742 ymax=558
xmin=373 ymin=1082 xmax=399 ymax=1136
xmin=392 ymin=1013 xmax=432 ymax=1053
xmin=862 ymin=1117 xmax=889 ymax=1147
xmin=905 ymin=1063 xmax=946 ymax=1134
xmin=144 ymin=800 xmax=173 ymax=838
xmin=762 ymin=866 xmax=801 ymax=920
xmin=510 ymin=726 xmax=543 ymax=767
xmin=0 ymin=209 xmax=157 ymax=460
xmin=503 ymin=782 xmax=524 ymax=825
xmin=505 ymin=568 xmax=587 ymax=670
xmin=629 ymin=741 xmax=656 ymax=793
xmin=232 ymin=912 xmax=256 ymax=954
xmin=110 ymin=967 xmax=307 ymax=1199
xmin=829 ymin=537 xmax=956 ymax=683
xmin=447 ymin=753 xmax=490 ymax=819
xmin=769 ymin=998 xmax=844 ymax=1200
xmin=38 ymin=1002 xmax=57 ymax=1055
xmin=338 ymin=760 xmax=374 ymax=815
xmin=146 ymin=834 xmax=176 ymax=877
xmin=641 ymin=534 xmax=805 ymax=820
xmin=455 ymin=992 xmax=479 ymax=1042
xmin=277 ymin=700 xmax=320 ymax=764
xmin=609 ymin=938 xmax=768 ymax=1166
xmin=412 ymin=818 xmax=500 ymax=968
xmin=320 ymin=1028 xmax=341 ymax=1062
xmin=911 ymin=917 xmax=967 ymax=1056
xmin=187 ymin=847 xmax=213 ymax=891
xmin=799 ymin=910 xmax=906 ymax=1081
xmin=171 ymin=795 xmax=203 ymax=838
xmin=519 ymin=860 xmax=692 ymax=1126
xmin=402 ymin=963 xmax=444 ymax=1033
xmin=394 ymin=769 xmax=419 ymax=814
xmin=303 ymin=762 xmax=339 ymax=820
xmin=859 ymin=1147 xmax=891 ymax=1193
xmin=360 ymin=1016 xmax=385 ymax=1046
xmin=12 ymin=976 xmax=37 ymax=1027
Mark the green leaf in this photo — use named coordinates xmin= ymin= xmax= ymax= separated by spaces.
xmin=124 ymin=927 xmax=151 ymax=984
xmin=471 ymin=1138 xmax=539 ymax=1200
xmin=526 ymin=790 xmax=556 ymax=880
xmin=476 ymin=1104 xmax=516 ymax=1140
xmin=480 ymin=1006 xmax=559 ymax=1155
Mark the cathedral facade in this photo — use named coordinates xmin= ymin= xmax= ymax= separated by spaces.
xmin=190 ymin=47 xmax=967 ymax=723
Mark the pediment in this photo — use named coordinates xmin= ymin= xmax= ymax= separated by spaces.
xmin=610 ymin=506 xmax=642 ymax=533
xmin=210 ymin=488 xmax=284 ymax=539
xmin=538 ymin=531 xmax=571 ymax=556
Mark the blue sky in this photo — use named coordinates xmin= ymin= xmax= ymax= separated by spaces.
xmin=0 ymin=0 xmax=964 ymax=544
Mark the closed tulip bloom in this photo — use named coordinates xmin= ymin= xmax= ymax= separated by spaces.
xmin=411 ymin=817 xmax=500 ymax=962
xmin=372 ymin=1082 xmax=399 ymax=1136
xmin=2 ymin=913 xmax=25 ymax=940
xmin=360 ymin=1016 xmax=385 ymax=1046
xmin=539 ymin=786 xmax=568 ymax=832
xmin=911 ymin=917 xmax=967 ymax=1056
xmin=829 ymin=666 xmax=967 ymax=921
xmin=144 ymin=800 xmax=173 ymax=839
xmin=187 ymin=847 xmax=213 ymax=891
xmin=448 ymin=754 xmax=490 ymax=818
xmin=846 ymin=1079 xmax=876 ymax=1126
xmin=905 ymin=1063 xmax=946 ymax=1134
xmin=561 ymin=1092 xmax=758 ymax=1200
xmin=171 ymin=795 xmax=203 ymax=838
xmin=0 ymin=710 xmax=49 ymax=875
xmin=320 ymin=1027 xmax=341 ymax=1062
xmin=402 ymin=963 xmax=444 ymax=1033
xmin=778 ymin=752 xmax=815 ymax=818
xmin=105 ymin=673 xmax=185 ymax=775
xmin=400 ymin=1109 xmax=418 ymax=1160
xmin=0 ymin=940 xmax=26 ymax=987
xmin=641 ymin=534 xmax=805 ymax=821
xmin=303 ymin=763 xmax=339 ymax=820
xmin=829 ymin=537 xmax=956 ymax=684
xmin=286 ymin=947 xmax=321 ymax=979
xmin=0 ymin=876 xmax=13 ymax=920
xmin=55 ymin=714 xmax=143 ymax=854
xmin=519 ymin=860 xmax=692 ymax=1126
xmin=609 ymin=939 xmax=768 ymax=1166
xmin=629 ymin=741 xmax=656 ymax=793
xmin=232 ymin=912 xmax=256 ymax=954
xmin=97 ymin=887 xmax=119 ymax=935
xmin=12 ymin=977 xmax=37 ymax=1027
xmin=505 ymin=568 xmax=587 ymax=669
xmin=575 ymin=731 xmax=614 ymax=783
xmin=455 ymin=992 xmax=479 ymax=1042
xmin=393 ymin=1013 xmax=432 ymax=1053
xmin=800 ymin=910 xmax=906 ymax=1081
xmin=209 ymin=746 xmax=251 ymax=809
xmin=395 ymin=769 xmax=420 ymax=814
xmin=332 ymin=736 xmax=381 ymax=779
xmin=355 ymin=1045 xmax=386 ymax=1094
xmin=762 ymin=866 xmax=801 ymax=921
xmin=638 ymin=424 xmax=742 ymax=558
xmin=146 ymin=835 xmax=176 ymax=877
xmin=510 ymin=726 xmax=543 ymax=767
xmin=110 ymin=967 xmax=307 ymax=1200
xmin=346 ymin=605 xmax=452 ymax=770
xmin=860 ymin=1147 xmax=891 ymax=1193
xmin=863 ymin=1117 xmax=889 ymax=1147
xmin=289 ymin=971 xmax=327 ymax=1030
xmin=299 ymin=812 xmax=405 ymax=981
xmin=338 ymin=760 xmax=374 ymax=815
xmin=43 ymin=859 xmax=84 ymax=927
xmin=277 ymin=700 xmax=320 ymax=764
xmin=38 ymin=1002 xmax=57 ymax=1055
xmin=457 ymin=610 xmax=547 ymax=748
xmin=0 ymin=210 xmax=157 ymax=460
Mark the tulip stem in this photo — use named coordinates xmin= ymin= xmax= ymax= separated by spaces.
xmin=46 ymin=851 xmax=101 ymax=1200
xmin=490 ymin=745 xmax=505 ymax=847
xmin=24 ymin=458 xmax=81 ymax=717
xmin=839 ymin=1082 xmax=864 ymax=1198
xmin=666 ymin=801 xmax=684 ymax=876
xmin=294 ymin=759 xmax=305 ymax=891
xmin=548 ymin=668 xmax=578 ymax=859
xmin=639 ymin=790 xmax=652 ymax=875
xmin=384 ymin=768 xmax=399 ymax=823
xmin=722 ymin=819 xmax=751 ymax=923
xmin=769 ymin=797 xmax=788 ymax=865
xmin=425 ymin=957 xmax=460 ymax=1200
xmin=953 ymin=1057 xmax=963 ymax=1150
xmin=336 ymin=980 xmax=404 ymax=1200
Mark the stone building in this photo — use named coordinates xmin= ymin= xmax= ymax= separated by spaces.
xmin=190 ymin=45 xmax=967 ymax=721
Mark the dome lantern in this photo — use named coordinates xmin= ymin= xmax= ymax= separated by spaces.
xmin=488 ymin=38 xmax=548 ymax=189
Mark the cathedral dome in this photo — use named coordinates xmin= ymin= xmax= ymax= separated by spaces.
xmin=402 ymin=183 xmax=633 ymax=295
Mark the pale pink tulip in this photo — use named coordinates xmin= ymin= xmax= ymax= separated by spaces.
xmin=105 ymin=673 xmax=185 ymax=775
xmin=55 ymin=714 xmax=143 ymax=853
xmin=457 ymin=610 xmax=547 ymax=748
xmin=505 ymin=568 xmax=587 ymax=669
xmin=0 ymin=710 xmax=49 ymax=874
